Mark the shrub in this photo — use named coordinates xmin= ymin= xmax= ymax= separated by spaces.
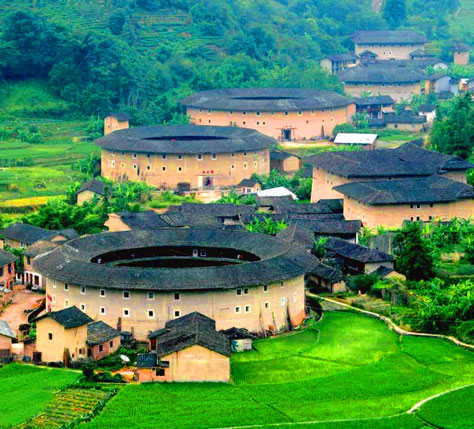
xmin=347 ymin=274 xmax=379 ymax=294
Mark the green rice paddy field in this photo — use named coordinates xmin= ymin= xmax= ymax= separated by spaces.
xmin=81 ymin=312 xmax=474 ymax=429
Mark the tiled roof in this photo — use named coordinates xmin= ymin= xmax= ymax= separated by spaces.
xmin=383 ymin=113 xmax=426 ymax=124
xmin=0 ymin=223 xmax=59 ymax=245
xmin=311 ymin=261 xmax=344 ymax=283
xmin=338 ymin=64 xmax=424 ymax=84
xmin=107 ymin=112 xmax=131 ymax=121
xmin=325 ymin=53 xmax=358 ymax=62
xmin=35 ymin=306 xmax=93 ymax=329
xmin=270 ymin=148 xmax=299 ymax=161
xmin=238 ymin=179 xmax=258 ymax=187
xmin=0 ymin=320 xmax=16 ymax=339
xmin=76 ymin=179 xmax=108 ymax=196
xmin=95 ymin=125 xmax=276 ymax=155
xmin=353 ymin=95 xmax=395 ymax=107
xmin=418 ymin=104 xmax=438 ymax=112
xmin=24 ymin=241 xmax=59 ymax=258
xmin=324 ymin=238 xmax=393 ymax=263
xmin=334 ymin=174 xmax=474 ymax=205
xmin=277 ymin=224 xmax=315 ymax=251
xmin=87 ymin=320 xmax=120 ymax=346
xmin=0 ymin=249 xmax=17 ymax=267
xmin=352 ymin=30 xmax=428 ymax=44
xmin=116 ymin=211 xmax=170 ymax=229
xmin=180 ymin=88 xmax=354 ymax=111
xmin=292 ymin=219 xmax=362 ymax=235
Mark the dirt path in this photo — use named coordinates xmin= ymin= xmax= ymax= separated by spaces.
xmin=0 ymin=286 xmax=43 ymax=334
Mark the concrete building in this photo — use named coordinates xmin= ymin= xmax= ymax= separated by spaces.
xmin=0 ymin=249 xmax=17 ymax=290
xmin=180 ymin=88 xmax=356 ymax=141
xmin=321 ymin=53 xmax=359 ymax=74
xmin=96 ymin=125 xmax=275 ymax=191
xmin=338 ymin=64 xmax=424 ymax=102
xmin=307 ymin=141 xmax=474 ymax=202
xmin=352 ymin=30 xmax=428 ymax=60
xmin=138 ymin=312 xmax=231 ymax=383
xmin=104 ymin=112 xmax=131 ymax=136
xmin=76 ymin=179 xmax=108 ymax=206
xmin=334 ymin=174 xmax=474 ymax=229
xmin=33 ymin=229 xmax=317 ymax=340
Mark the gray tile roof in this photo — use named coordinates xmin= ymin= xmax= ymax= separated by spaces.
xmin=87 ymin=320 xmax=120 ymax=346
xmin=292 ymin=219 xmax=362 ymax=236
xmin=0 ymin=320 xmax=16 ymax=339
xmin=277 ymin=224 xmax=315 ymax=251
xmin=270 ymin=148 xmax=299 ymax=161
xmin=0 ymin=249 xmax=17 ymax=267
xmin=353 ymin=95 xmax=395 ymax=107
xmin=180 ymin=88 xmax=354 ymax=112
xmin=35 ymin=306 xmax=93 ymax=329
xmin=0 ymin=223 xmax=59 ymax=245
xmin=24 ymin=241 xmax=59 ymax=258
xmin=116 ymin=211 xmax=170 ymax=229
xmin=238 ymin=179 xmax=258 ymax=187
xmin=325 ymin=53 xmax=358 ymax=62
xmin=383 ymin=113 xmax=426 ymax=124
xmin=76 ymin=179 xmax=108 ymax=196
xmin=352 ymin=30 xmax=428 ymax=44
xmin=338 ymin=64 xmax=424 ymax=84
xmin=107 ymin=112 xmax=131 ymax=121
xmin=311 ymin=261 xmax=344 ymax=283
xmin=95 ymin=125 xmax=276 ymax=155
xmin=334 ymin=174 xmax=474 ymax=205
xmin=324 ymin=238 xmax=393 ymax=263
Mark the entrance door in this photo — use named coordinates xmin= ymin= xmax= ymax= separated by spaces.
xmin=203 ymin=176 xmax=214 ymax=189
xmin=282 ymin=129 xmax=292 ymax=141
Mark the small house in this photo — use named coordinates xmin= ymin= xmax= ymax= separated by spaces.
xmin=310 ymin=262 xmax=345 ymax=293
xmin=321 ymin=53 xmax=358 ymax=74
xmin=221 ymin=327 xmax=255 ymax=352
xmin=353 ymin=95 xmax=394 ymax=119
xmin=236 ymin=179 xmax=261 ymax=195
xmin=452 ymin=43 xmax=470 ymax=66
xmin=86 ymin=321 xmax=121 ymax=361
xmin=24 ymin=241 xmax=58 ymax=290
xmin=76 ymin=179 xmax=108 ymax=206
xmin=418 ymin=104 xmax=437 ymax=125
xmin=270 ymin=149 xmax=302 ymax=174
xmin=105 ymin=211 xmax=170 ymax=232
xmin=0 ymin=287 xmax=12 ymax=307
xmin=104 ymin=112 xmax=131 ymax=136
xmin=140 ymin=312 xmax=231 ymax=383
xmin=0 ymin=223 xmax=77 ymax=249
xmin=0 ymin=249 xmax=17 ymax=290
xmin=382 ymin=112 xmax=426 ymax=132
xmin=425 ymin=73 xmax=451 ymax=94
xmin=334 ymin=133 xmax=378 ymax=150
xmin=0 ymin=320 xmax=16 ymax=361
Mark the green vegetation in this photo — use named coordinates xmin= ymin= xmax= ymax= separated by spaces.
xmin=0 ymin=364 xmax=80 ymax=427
xmin=84 ymin=312 xmax=474 ymax=428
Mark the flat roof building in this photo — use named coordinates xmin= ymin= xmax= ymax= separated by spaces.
xmin=96 ymin=125 xmax=275 ymax=191
xmin=180 ymin=88 xmax=356 ymax=141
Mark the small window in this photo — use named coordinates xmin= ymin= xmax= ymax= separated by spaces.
xmin=236 ymin=289 xmax=242 ymax=296
xmin=285 ymin=111 xmax=289 ymax=116
xmin=281 ymin=297 xmax=286 ymax=307
xmin=174 ymin=292 xmax=180 ymax=301
xmin=198 ymin=153 xmax=203 ymax=161
xmin=293 ymin=292 xmax=297 ymax=302
xmin=147 ymin=153 xmax=151 ymax=159
xmin=133 ymin=164 xmax=137 ymax=170
xmin=178 ymin=166 xmax=183 ymax=172
xmin=231 ymin=152 xmax=235 ymax=158
xmin=162 ymin=154 xmax=167 ymax=160
xmin=148 ymin=309 xmax=155 ymax=319
xmin=110 ymin=160 xmax=115 ymax=168
xmin=298 ymin=110 xmax=302 ymax=116
xmin=148 ymin=292 xmax=154 ymax=301
xmin=263 ymin=285 xmax=269 ymax=293
xmin=280 ymin=281 xmax=284 ymax=288
xmin=416 ymin=204 xmax=421 ymax=209
xmin=123 ymin=290 xmax=130 ymax=299
xmin=123 ymin=308 xmax=130 ymax=317
xmin=430 ymin=203 xmax=434 ymax=208
xmin=64 ymin=283 xmax=69 ymax=291
xmin=146 ymin=165 xmax=151 ymax=171
xmin=48 ymin=333 xmax=53 ymax=340
xmin=254 ymin=161 xmax=258 ymax=168
xmin=52 ymin=280 xmax=56 ymax=288
xmin=212 ymin=153 xmax=217 ymax=160
xmin=109 ymin=340 xmax=113 ymax=347
xmin=235 ymin=306 xmax=241 ymax=314
xmin=264 ymin=302 xmax=270 ymax=309
xmin=121 ymin=162 xmax=125 ymax=168
xmin=132 ymin=153 xmax=137 ymax=159
xmin=121 ymin=151 xmax=125 ymax=156
xmin=243 ymin=111 xmax=247 ymax=115
xmin=162 ymin=166 xmax=166 ymax=172
xmin=245 ymin=305 xmax=251 ymax=313
xmin=64 ymin=299 xmax=69 ymax=307
xmin=80 ymin=286 xmax=86 ymax=295
xmin=256 ymin=111 xmax=260 ymax=116
xmin=80 ymin=303 xmax=86 ymax=311
xmin=100 ymin=289 xmax=106 ymax=298
xmin=174 ymin=310 xmax=181 ymax=318
xmin=199 ymin=250 xmax=207 ymax=257
xmin=156 ymin=368 xmax=165 ymax=376
xmin=231 ymin=164 xmax=235 ymax=170
xmin=100 ymin=307 xmax=106 ymax=315
xmin=52 ymin=295 xmax=56 ymax=303
xmin=243 ymin=163 xmax=248 ymax=169
xmin=177 ymin=154 xmax=182 ymax=160
xmin=243 ymin=288 xmax=249 ymax=295
xmin=99 ymin=345 xmax=104 ymax=352
xmin=244 ymin=151 xmax=247 ymax=156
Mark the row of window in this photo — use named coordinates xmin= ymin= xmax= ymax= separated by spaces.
xmin=110 ymin=151 xmax=262 ymax=159
xmin=109 ymin=161 xmax=260 ymax=171
xmin=199 ymin=109 xmax=335 ymax=115
xmin=410 ymin=203 xmax=434 ymax=209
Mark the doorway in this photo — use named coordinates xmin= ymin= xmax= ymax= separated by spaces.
xmin=282 ymin=129 xmax=292 ymax=141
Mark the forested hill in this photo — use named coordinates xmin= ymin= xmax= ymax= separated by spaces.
xmin=0 ymin=0 xmax=461 ymax=124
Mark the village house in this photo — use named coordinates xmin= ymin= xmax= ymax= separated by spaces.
xmin=320 ymin=53 xmax=359 ymax=74
xmin=105 ymin=211 xmax=173 ymax=232
xmin=104 ymin=112 xmax=131 ymax=136
xmin=97 ymin=125 xmax=275 ymax=191
xmin=139 ymin=312 xmax=231 ymax=383
xmin=0 ymin=249 xmax=17 ymax=290
xmin=235 ymin=179 xmax=261 ymax=195
xmin=76 ymin=179 xmax=108 ymax=206
xmin=23 ymin=241 xmax=58 ymax=290
xmin=270 ymin=149 xmax=302 ymax=174
xmin=425 ymin=72 xmax=451 ymax=94
xmin=352 ymin=30 xmax=428 ymax=60
xmin=459 ymin=78 xmax=474 ymax=92
xmin=221 ymin=327 xmax=255 ymax=353
xmin=307 ymin=141 xmax=474 ymax=202
xmin=334 ymin=133 xmax=378 ymax=150
xmin=0 ymin=287 xmax=13 ymax=308
xmin=291 ymin=219 xmax=362 ymax=243
xmin=338 ymin=64 xmax=424 ymax=102
xmin=380 ymin=112 xmax=427 ymax=132
xmin=0 ymin=223 xmax=78 ymax=249
xmin=418 ymin=104 xmax=437 ymax=125
xmin=0 ymin=320 xmax=16 ymax=361
xmin=310 ymin=261 xmax=345 ymax=293
xmin=334 ymin=174 xmax=474 ymax=229
xmin=452 ymin=43 xmax=470 ymax=66
xmin=353 ymin=95 xmax=394 ymax=119
xmin=323 ymin=237 xmax=394 ymax=275
xmin=86 ymin=320 xmax=121 ymax=361
xmin=180 ymin=88 xmax=356 ymax=141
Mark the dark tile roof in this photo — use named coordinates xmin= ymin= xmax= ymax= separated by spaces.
xmin=238 ymin=179 xmax=258 ymax=187
xmin=76 ymin=179 xmax=108 ymax=196
xmin=338 ymin=64 xmax=424 ymax=84
xmin=0 ymin=223 xmax=60 ymax=246
xmin=149 ymin=312 xmax=230 ymax=358
xmin=306 ymin=142 xmax=474 ymax=178
xmin=0 ymin=320 xmax=16 ymax=339
xmin=24 ymin=240 xmax=59 ymax=258
xmin=317 ymin=199 xmax=344 ymax=213
xmin=353 ymin=95 xmax=395 ymax=107
xmin=159 ymin=212 xmax=189 ymax=227
xmin=292 ymin=219 xmax=362 ymax=236
xmin=426 ymin=72 xmax=449 ymax=81
xmin=325 ymin=53 xmax=358 ymax=62
xmin=220 ymin=327 xmax=256 ymax=340
xmin=33 ymin=229 xmax=319 ymax=291
xmin=383 ymin=113 xmax=426 ymax=124
xmin=277 ymin=224 xmax=314 ymax=251
xmin=410 ymin=49 xmax=431 ymax=58
xmin=451 ymin=43 xmax=470 ymax=52
xmin=178 ymin=203 xmax=255 ymax=217
xmin=35 ymin=306 xmax=93 ymax=329
xmin=0 ymin=249 xmax=17 ymax=267
xmin=334 ymin=174 xmax=474 ymax=205
xmin=115 ymin=211 xmax=170 ymax=230
xmin=255 ymin=195 xmax=294 ymax=209
xmin=107 ymin=112 xmax=131 ymax=121
xmin=270 ymin=148 xmax=299 ymax=161
xmin=324 ymin=238 xmax=393 ymax=263
xmin=87 ymin=320 xmax=120 ymax=346
xmin=358 ymin=50 xmax=378 ymax=57
xmin=311 ymin=261 xmax=344 ymax=283
xmin=352 ymin=30 xmax=428 ymax=44
xmin=58 ymin=229 xmax=80 ymax=241
xmin=373 ymin=265 xmax=397 ymax=278
xmin=95 ymin=125 xmax=276 ymax=155
xmin=418 ymin=104 xmax=438 ymax=112
xmin=180 ymin=88 xmax=354 ymax=112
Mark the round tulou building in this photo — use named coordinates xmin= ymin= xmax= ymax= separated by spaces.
xmin=33 ymin=229 xmax=317 ymax=340
xmin=180 ymin=88 xmax=356 ymax=141
xmin=96 ymin=125 xmax=275 ymax=190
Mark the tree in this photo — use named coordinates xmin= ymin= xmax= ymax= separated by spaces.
xmin=429 ymin=93 xmax=474 ymax=159
xmin=382 ymin=0 xmax=407 ymax=29
xmin=393 ymin=222 xmax=435 ymax=281
xmin=108 ymin=9 xmax=127 ymax=35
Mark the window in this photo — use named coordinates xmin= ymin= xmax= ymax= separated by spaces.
xmin=280 ymin=281 xmax=284 ymax=288
xmin=174 ymin=310 xmax=181 ymax=318
xmin=330 ymin=117 xmax=334 ymax=123
xmin=100 ymin=289 xmax=106 ymax=298
xmin=123 ymin=290 xmax=130 ymax=299
xmin=430 ymin=203 xmax=434 ymax=208
xmin=293 ymin=292 xmax=297 ymax=302
xmin=121 ymin=163 xmax=125 ymax=168
xmin=64 ymin=299 xmax=69 ymax=307
xmin=177 ymin=166 xmax=183 ymax=172
xmin=162 ymin=154 xmax=167 ymax=160
xmin=177 ymin=154 xmax=182 ymax=160
xmin=199 ymin=250 xmax=207 ymax=257
xmin=235 ymin=306 xmax=241 ymax=314
xmin=162 ymin=166 xmax=166 ymax=172
xmin=263 ymin=285 xmax=269 ymax=293
xmin=256 ymin=121 xmax=260 ymax=125
xmin=156 ymin=368 xmax=165 ymax=376
xmin=64 ymin=283 xmax=69 ymax=291
xmin=174 ymin=292 xmax=180 ymax=301
xmin=243 ymin=111 xmax=247 ymax=115
xmin=243 ymin=288 xmax=249 ymax=295
xmin=80 ymin=303 xmax=86 ymax=311
xmin=48 ymin=333 xmax=53 ymax=340
xmin=243 ymin=121 xmax=246 ymax=125
xmin=132 ymin=153 xmax=137 ymax=159
xmin=245 ymin=305 xmax=251 ymax=313
xmin=147 ymin=165 xmax=151 ymax=171
xmin=254 ymin=161 xmax=258 ymax=168
xmin=264 ymin=302 xmax=270 ymax=309
xmin=208 ymin=109 xmax=211 ymax=114
xmin=80 ymin=286 xmax=86 ymax=295
xmin=52 ymin=295 xmax=56 ymax=303
xmin=231 ymin=164 xmax=235 ymax=170
xmin=110 ymin=160 xmax=115 ymax=168
xmin=244 ymin=151 xmax=247 ymax=156
xmin=231 ymin=152 xmax=235 ymax=158
xmin=197 ymin=153 xmax=203 ymax=161
xmin=256 ymin=111 xmax=260 ymax=116
xmin=416 ymin=204 xmax=421 ymax=209
xmin=281 ymin=297 xmax=286 ymax=307
xmin=236 ymin=289 xmax=242 ymax=296
xmin=52 ymin=280 xmax=56 ymax=288
xmin=212 ymin=153 xmax=217 ymax=160
xmin=298 ymin=110 xmax=302 ymax=116
xmin=285 ymin=111 xmax=289 ymax=116
xmin=100 ymin=306 xmax=106 ymax=315
xmin=121 ymin=151 xmax=125 ymax=156
xmin=148 ymin=309 xmax=155 ymax=319
xmin=148 ymin=292 xmax=154 ymax=301
xmin=99 ymin=345 xmax=104 ymax=352
xmin=243 ymin=162 xmax=248 ymax=169
xmin=109 ymin=340 xmax=113 ymax=347
xmin=147 ymin=153 xmax=151 ymax=159
xmin=123 ymin=308 xmax=130 ymax=317
xmin=133 ymin=164 xmax=137 ymax=170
